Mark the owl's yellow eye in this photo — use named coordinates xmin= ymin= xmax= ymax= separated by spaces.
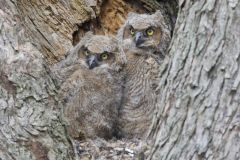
xmin=130 ymin=28 xmax=135 ymax=36
xmin=100 ymin=53 xmax=109 ymax=60
xmin=146 ymin=28 xmax=154 ymax=36
xmin=84 ymin=50 xmax=91 ymax=56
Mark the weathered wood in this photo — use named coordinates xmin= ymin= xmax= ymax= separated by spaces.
xmin=0 ymin=0 xmax=115 ymax=158
xmin=15 ymin=0 xmax=100 ymax=64
xmin=148 ymin=1 xmax=240 ymax=159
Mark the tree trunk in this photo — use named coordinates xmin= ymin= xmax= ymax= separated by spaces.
xmin=0 ymin=0 xmax=101 ymax=159
xmin=148 ymin=0 xmax=240 ymax=160
xmin=1 ymin=0 xmax=239 ymax=160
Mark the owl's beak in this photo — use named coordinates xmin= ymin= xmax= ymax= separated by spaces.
xmin=86 ymin=55 xmax=99 ymax=69
xmin=134 ymin=32 xmax=145 ymax=47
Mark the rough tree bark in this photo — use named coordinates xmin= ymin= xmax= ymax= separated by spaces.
xmin=0 ymin=0 xmax=101 ymax=159
xmin=148 ymin=0 xmax=240 ymax=160
xmin=1 ymin=0 xmax=239 ymax=160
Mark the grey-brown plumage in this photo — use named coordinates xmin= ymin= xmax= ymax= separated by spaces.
xmin=55 ymin=33 xmax=126 ymax=140
xmin=117 ymin=11 xmax=172 ymax=139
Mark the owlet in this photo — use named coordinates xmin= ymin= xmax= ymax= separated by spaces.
xmin=55 ymin=32 xmax=126 ymax=140
xmin=117 ymin=10 xmax=172 ymax=139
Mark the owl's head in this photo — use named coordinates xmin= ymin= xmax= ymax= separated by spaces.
xmin=118 ymin=10 xmax=171 ymax=57
xmin=75 ymin=33 xmax=126 ymax=71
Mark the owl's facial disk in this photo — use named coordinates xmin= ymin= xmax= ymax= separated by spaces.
xmin=83 ymin=48 xmax=113 ymax=69
xmin=125 ymin=25 xmax=160 ymax=50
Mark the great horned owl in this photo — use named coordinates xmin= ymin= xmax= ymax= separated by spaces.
xmin=55 ymin=33 xmax=126 ymax=140
xmin=117 ymin=11 xmax=172 ymax=139
xmin=118 ymin=10 xmax=172 ymax=57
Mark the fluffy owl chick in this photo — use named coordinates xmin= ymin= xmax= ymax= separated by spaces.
xmin=117 ymin=11 xmax=172 ymax=139
xmin=57 ymin=33 xmax=126 ymax=140
xmin=118 ymin=10 xmax=171 ymax=59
